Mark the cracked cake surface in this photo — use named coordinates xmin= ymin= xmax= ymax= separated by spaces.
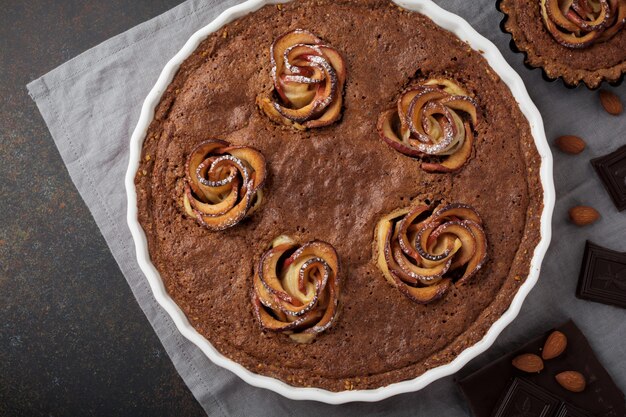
xmin=135 ymin=0 xmax=544 ymax=391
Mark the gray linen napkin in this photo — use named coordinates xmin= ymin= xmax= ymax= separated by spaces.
xmin=28 ymin=0 xmax=626 ymax=415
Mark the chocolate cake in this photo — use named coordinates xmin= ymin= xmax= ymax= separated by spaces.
xmin=499 ymin=0 xmax=626 ymax=88
xmin=134 ymin=0 xmax=544 ymax=391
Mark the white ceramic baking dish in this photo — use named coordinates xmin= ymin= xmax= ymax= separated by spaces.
xmin=125 ymin=0 xmax=555 ymax=404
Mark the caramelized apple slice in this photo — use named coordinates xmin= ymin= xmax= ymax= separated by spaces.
xmin=407 ymin=89 xmax=450 ymax=144
xmin=456 ymin=220 xmax=488 ymax=285
xmin=542 ymin=12 xmax=601 ymax=48
xmin=273 ymin=68 xmax=333 ymax=123
xmin=195 ymin=191 xmax=252 ymax=231
xmin=318 ymin=46 xmax=347 ymax=81
xmin=281 ymin=79 xmax=317 ymax=109
xmin=304 ymin=88 xmax=343 ymax=128
xmin=540 ymin=0 xmax=620 ymax=48
xmin=195 ymin=159 xmax=238 ymax=203
xmin=377 ymin=109 xmax=423 ymax=157
xmin=303 ymin=47 xmax=346 ymax=128
xmin=433 ymin=221 xmax=477 ymax=268
xmin=412 ymin=221 xmax=453 ymax=263
xmin=181 ymin=139 xmax=266 ymax=231
xmin=378 ymin=78 xmax=479 ymax=173
xmin=252 ymin=235 xmax=340 ymax=343
xmin=375 ymin=209 xmax=406 ymax=287
xmin=397 ymin=202 xmax=432 ymax=260
xmin=545 ymin=0 xmax=589 ymax=32
xmin=184 ymin=179 xmax=239 ymax=216
xmin=225 ymin=146 xmax=267 ymax=190
xmin=391 ymin=237 xmax=451 ymax=283
xmin=373 ymin=198 xmax=488 ymax=304
xmin=258 ymin=242 xmax=301 ymax=305
xmin=271 ymin=29 xmax=322 ymax=85
xmin=422 ymin=122 xmax=474 ymax=172
xmin=296 ymin=274 xmax=339 ymax=340
xmin=432 ymin=202 xmax=483 ymax=224
xmin=423 ymin=78 xmax=470 ymax=96
xmin=257 ymin=97 xmax=306 ymax=130
xmin=420 ymin=226 xmax=463 ymax=264
xmin=440 ymin=97 xmax=479 ymax=126
xmin=597 ymin=1 xmax=626 ymax=41
xmin=185 ymin=140 xmax=230 ymax=193
xmin=252 ymin=293 xmax=324 ymax=335
xmin=259 ymin=29 xmax=347 ymax=130
xmin=396 ymin=275 xmax=452 ymax=304
xmin=397 ymin=87 xmax=425 ymax=134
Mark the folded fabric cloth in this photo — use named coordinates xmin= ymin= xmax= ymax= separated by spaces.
xmin=27 ymin=0 xmax=626 ymax=415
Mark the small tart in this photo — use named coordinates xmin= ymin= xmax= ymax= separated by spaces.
xmin=377 ymin=78 xmax=479 ymax=173
xmin=252 ymin=235 xmax=341 ymax=343
xmin=374 ymin=198 xmax=488 ymax=304
xmin=182 ymin=139 xmax=266 ymax=231
xmin=499 ymin=0 xmax=626 ymax=88
xmin=257 ymin=29 xmax=347 ymax=130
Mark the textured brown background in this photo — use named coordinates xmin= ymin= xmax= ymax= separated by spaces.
xmin=0 ymin=1 xmax=205 ymax=416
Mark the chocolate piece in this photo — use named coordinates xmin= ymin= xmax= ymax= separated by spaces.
xmin=492 ymin=378 xmax=561 ymax=417
xmin=457 ymin=320 xmax=625 ymax=417
xmin=576 ymin=240 xmax=626 ymax=309
xmin=554 ymin=403 xmax=594 ymax=417
xmin=591 ymin=145 xmax=626 ymax=212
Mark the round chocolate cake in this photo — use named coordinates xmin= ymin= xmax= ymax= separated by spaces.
xmin=135 ymin=0 xmax=544 ymax=391
xmin=499 ymin=0 xmax=626 ymax=88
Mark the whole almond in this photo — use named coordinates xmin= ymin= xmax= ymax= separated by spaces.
xmin=599 ymin=90 xmax=623 ymax=115
xmin=512 ymin=353 xmax=544 ymax=373
xmin=555 ymin=371 xmax=586 ymax=392
xmin=542 ymin=330 xmax=568 ymax=360
xmin=555 ymin=135 xmax=586 ymax=154
xmin=569 ymin=206 xmax=600 ymax=226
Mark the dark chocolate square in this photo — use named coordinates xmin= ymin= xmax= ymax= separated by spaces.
xmin=457 ymin=320 xmax=626 ymax=417
xmin=554 ymin=403 xmax=594 ymax=417
xmin=577 ymin=240 xmax=626 ymax=309
xmin=491 ymin=378 xmax=560 ymax=417
xmin=591 ymin=145 xmax=626 ymax=211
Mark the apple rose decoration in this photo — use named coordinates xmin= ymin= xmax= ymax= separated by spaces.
xmin=252 ymin=235 xmax=340 ymax=343
xmin=182 ymin=139 xmax=266 ymax=231
xmin=257 ymin=29 xmax=347 ymax=130
xmin=375 ymin=199 xmax=487 ymax=304
xmin=540 ymin=0 xmax=626 ymax=48
xmin=378 ymin=78 xmax=479 ymax=173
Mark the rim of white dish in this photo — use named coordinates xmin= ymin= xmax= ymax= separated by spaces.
xmin=125 ymin=0 xmax=555 ymax=404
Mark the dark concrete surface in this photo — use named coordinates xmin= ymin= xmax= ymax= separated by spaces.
xmin=0 ymin=1 xmax=206 ymax=416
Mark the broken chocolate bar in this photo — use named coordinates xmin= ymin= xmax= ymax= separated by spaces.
xmin=457 ymin=320 xmax=625 ymax=417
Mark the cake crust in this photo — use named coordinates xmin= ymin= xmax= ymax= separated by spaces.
xmin=135 ymin=0 xmax=543 ymax=391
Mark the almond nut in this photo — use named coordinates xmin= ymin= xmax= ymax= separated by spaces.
xmin=512 ymin=353 xmax=544 ymax=373
xmin=555 ymin=135 xmax=586 ymax=154
xmin=569 ymin=206 xmax=600 ymax=226
xmin=542 ymin=330 xmax=567 ymax=360
xmin=555 ymin=371 xmax=586 ymax=392
xmin=599 ymin=90 xmax=623 ymax=116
